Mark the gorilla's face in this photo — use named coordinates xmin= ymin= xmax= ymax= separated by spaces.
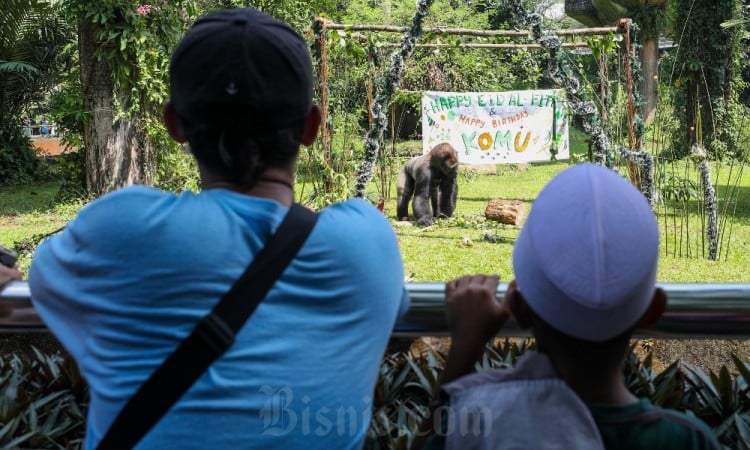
xmin=431 ymin=143 xmax=459 ymax=176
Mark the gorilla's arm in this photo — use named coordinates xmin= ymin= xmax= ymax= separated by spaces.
xmin=396 ymin=159 xmax=416 ymax=220
xmin=438 ymin=173 xmax=458 ymax=218
xmin=429 ymin=143 xmax=459 ymax=219
xmin=412 ymin=164 xmax=436 ymax=226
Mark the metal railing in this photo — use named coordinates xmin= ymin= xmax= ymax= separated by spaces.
xmin=21 ymin=123 xmax=59 ymax=137
xmin=2 ymin=281 xmax=750 ymax=338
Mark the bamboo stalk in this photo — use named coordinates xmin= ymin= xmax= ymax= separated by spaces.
xmin=621 ymin=18 xmax=641 ymax=192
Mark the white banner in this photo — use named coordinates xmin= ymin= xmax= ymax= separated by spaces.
xmin=421 ymin=89 xmax=569 ymax=164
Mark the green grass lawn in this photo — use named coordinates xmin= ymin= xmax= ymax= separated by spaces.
xmin=389 ymin=158 xmax=750 ymax=283
xmin=0 ymin=183 xmax=83 ymax=270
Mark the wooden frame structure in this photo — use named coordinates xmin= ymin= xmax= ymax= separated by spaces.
xmin=313 ymin=17 xmax=639 ymax=180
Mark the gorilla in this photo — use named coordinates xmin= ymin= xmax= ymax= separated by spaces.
xmin=396 ymin=143 xmax=459 ymax=226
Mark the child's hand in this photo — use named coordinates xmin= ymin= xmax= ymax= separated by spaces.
xmin=0 ymin=265 xmax=23 ymax=318
xmin=445 ymin=275 xmax=510 ymax=346
xmin=0 ymin=264 xmax=22 ymax=288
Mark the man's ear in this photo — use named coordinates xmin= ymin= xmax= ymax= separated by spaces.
xmin=300 ymin=105 xmax=322 ymax=146
xmin=163 ymin=101 xmax=187 ymax=144
xmin=506 ymin=280 xmax=533 ymax=329
xmin=637 ymin=287 xmax=667 ymax=329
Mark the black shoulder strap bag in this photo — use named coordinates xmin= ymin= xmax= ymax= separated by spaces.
xmin=98 ymin=204 xmax=318 ymax=449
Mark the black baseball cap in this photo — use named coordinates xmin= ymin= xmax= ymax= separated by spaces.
xmin=169 ymin=8 xmax=314 ymax=134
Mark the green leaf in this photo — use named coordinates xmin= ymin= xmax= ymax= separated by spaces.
xmin=3 ymin=430 xmax=36 ymax=449
xmin=32 ymin=391 xmax=67 ymax=410
xmin=732 ymin=354 xmax=750 ymax=384
xmin=683 ymin=364 xmax=722 ymax=414
xmin=643 ymin=352 xmax=653 ymax=370
xmin=720 ymin=18 xmax=747 ymax=29
xmin=717 ymin=366 xmax=735 ymax=411
xmin=390 ymin=364 xmax=411 ymax=397
xmin=0 ymin=61 xmax=39 ymax=76
xmin=0 ymin=416 xmax=20 ymax=441
xmin=29 ymin=402 xmax=38 ymax=432
xmin=735 ymin=414 xmax=750 ymax=447
xmin=405 ymin=358 xmax=433 ymax=394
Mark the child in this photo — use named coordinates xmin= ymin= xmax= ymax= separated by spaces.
xmin=418 ymin=164 xmax=721 ymax=450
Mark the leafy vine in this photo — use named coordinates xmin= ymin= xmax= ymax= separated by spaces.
xmin=353 ymin=0 xmax=435 ymax=199
xmin=64 ymin=0 xmax=193 ymax=116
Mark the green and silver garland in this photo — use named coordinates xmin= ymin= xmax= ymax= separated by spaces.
xmin=692 ymin=144 xmax=719 ymax=260
xmin=508 ymin=4 xmax=613 ymax=167
xmin=354 ymin=0 xmax=435 ymax=198
xmin=618 ymin=146 xmax=655 ymax=207
xmin=509 ymin=1 xmax=660 ymax=210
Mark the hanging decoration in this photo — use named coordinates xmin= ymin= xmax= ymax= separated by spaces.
xmin=691 ymin=143 xmax=719 ymax=260
xmin=507 ymin=3 xmax=614 ymax=167
xmin=353 ymin=0 xmax=435 ymax=199
xmin=618 ymin=147 xmax=655 ymax=207
xmin=505 ymin=0 xmax=661 ymax=207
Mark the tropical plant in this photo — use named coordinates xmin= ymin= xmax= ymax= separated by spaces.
xmin=5 ymin=338 xmax=750 ymax=448
xmin=0 ymin=0 xmax=71 ymax=185
xmin=0 ymin=0 xmax=71 ymax=117
xmin=0 ymin=118 xmax=48 ymax=186
xmin=0 ymin=348 xmax=87 ymax=448
xmin=206 ymin=0 xmax=341 ymax=30
xmin=366 ymin=339 xmax=750 ymax=449
xmin=670 ymin=0 xmax=744 ymax=159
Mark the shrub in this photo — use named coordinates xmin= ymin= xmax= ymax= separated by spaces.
xmin=0 ymin=348 xmax=87 ymax=448
xmin=366 ymin=339 xmax=750 ymax=449
xmin=4 ymin=343 xmax=750 ymax=448
xmin=0 ymin=119 xmax=49 ymax=186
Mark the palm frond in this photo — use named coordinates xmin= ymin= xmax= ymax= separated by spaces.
xmin=0 ymin=60 xmax=39 ymax=76
xmin=720 ymin=18 xmax=748 ymax=29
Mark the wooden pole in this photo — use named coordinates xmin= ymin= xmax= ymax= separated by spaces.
xmin=380 ymin=42 xmax=591 ymax=49
xmin=620 ymin=18 xmax=641 ymax=188
xmin=366 ymin=53 xmax=374 ymax=128
xmin=323 ymin=22 xmax=621 ymax=38
xmin=315 ymin=18 xmax=334 ymax=192
xmin=622 ymin=19 xmax=637 ymax=151
xmin=599 ymin=48 xmax=608 ymax=125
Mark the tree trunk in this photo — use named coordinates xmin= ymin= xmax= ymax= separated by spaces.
xmin=640 ymin=37 xmax=659 ymax=124
xmin=78 ymin=17 xmax=153 ymax=196
xmin=485 ymin=199 xmax=525 ymax=225
xmin=383 ymin=0 xmax=391 ymax=18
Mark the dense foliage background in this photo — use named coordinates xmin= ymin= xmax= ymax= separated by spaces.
xmin=2 ymin=0 xmax=750 ymax=448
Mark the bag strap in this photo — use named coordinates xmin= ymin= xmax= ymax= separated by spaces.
xmin=98 ymin=204 xmax=318 ymax=449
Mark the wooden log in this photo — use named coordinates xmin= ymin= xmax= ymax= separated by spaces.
xmin=485 ymin=199 xmax=525 ymax=225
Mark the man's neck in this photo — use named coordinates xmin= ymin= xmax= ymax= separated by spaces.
xmin=200 ymin=166 xmax=295 ymax=206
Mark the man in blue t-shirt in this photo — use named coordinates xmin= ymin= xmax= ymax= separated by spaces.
xmin=29 ymin=8 xmax=408 ymax=449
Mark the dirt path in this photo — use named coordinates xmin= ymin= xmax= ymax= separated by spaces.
xmin=407 ymin=337 xmax=750 ymax=375
xmin=31 ymin=137 xmax=73 ymax=156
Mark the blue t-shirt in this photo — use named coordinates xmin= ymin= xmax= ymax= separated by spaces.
xmin=29 ymin=186 xmax=409 ymax=449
